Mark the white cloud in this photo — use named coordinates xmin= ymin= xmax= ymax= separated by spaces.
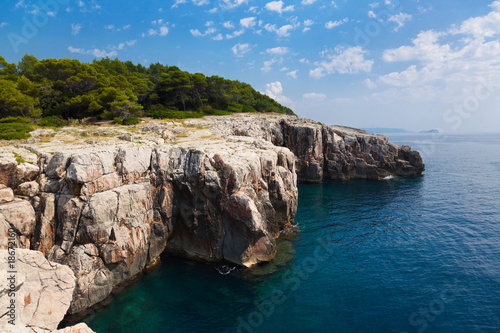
xmin=286 ymin=70 xmax=298 ymax=79
xmin=0 ymin=22 xmax=8 ymax=28
xmin=192 ymin=0 xmax=209 ymax=5
xmin=265 ymin=81 xmax=295 ymax=109
xmin=68 ymin=46 xmax=117 ymax=58
xmin=265 ymin=23 xmax=297 ymax=37
xmin=376 ymin=3 xmax=500 ymax=107
xmin=223 ymin=21 xmax=234 ymax=29
xmin=310 ymin=46 xmax=374 ymax=78
xmin=68 ymin=46 xmax=85 ymax=53
xmin=226 ymin=29 xmax=245 ymax=39
xmin=266 ymin=46 xmax=289 ymax=55
xmin=213 ymin=33 xmax=223 ymax=40
xmin=261 ymin=58 xmax=277 ymax=72
xmin=450 ymin=2 xmax=500 ymax=38
xmin=105 ymin=24 xmax=115 ymax=30
xmin=221 ymin=0 xmax=249 ymax=8
xmin=325 ymin=18 xmax=348 ymax=29
xmin=364 ymin=78 xmax=377 ymax=89
xmin=209 ymin=7 xmax=218 ymax=13
xmin=159 ymin=26 xmax=169 ymax=36
xmin=265 ymin=1 xmax=294 ymax=14
xmin=303 ymin=92 xmax=326 ymax=101
xmin=171 ymin=0 xmax=187 ymax=8
xmin=123 ymin=24 xmax=131 ymax=30
xmin=126 ymin=40 xmax=137 ymax=46
xmin=71 ymin=23 xmax=83 ymax=35
xmin=388 ymin=12 xmax=412 ymax=32
xmin=232 ymin=43 xmax=251 ymax=57
xmin=368 ymin=10 xmax=376 ymax=18
xmin=190 ymin=29 xmax=202 ymax=37
xmin=303 ymin=19 xmax=313 ymax=32
xmin=240 ymin=17 xmax=256 ymax=28
xmin=301 ymin=0 xmax=316 ymax=5
xmin=77 ymin=0 xmax=101 ymax=12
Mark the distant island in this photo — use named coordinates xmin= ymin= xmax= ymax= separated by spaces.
xmin=419 ymin=129 xmax=440 ymax=134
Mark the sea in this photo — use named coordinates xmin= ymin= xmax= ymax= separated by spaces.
xmin=83 ymin=134 xmax=500 ymax=333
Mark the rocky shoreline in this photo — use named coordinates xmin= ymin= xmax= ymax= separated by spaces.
xmin=0 ymin=114 xmax=423 ymax=332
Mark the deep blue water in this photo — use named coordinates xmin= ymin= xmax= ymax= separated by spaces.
xmin=84 ymin=134 xmax=500 ymax=333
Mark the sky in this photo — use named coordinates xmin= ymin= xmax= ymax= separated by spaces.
xmin=1 ymin=0 xmax=499 ymax=133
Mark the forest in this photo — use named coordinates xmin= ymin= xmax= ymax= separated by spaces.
xmin=0 ymin=54 xmax=294 ymax=130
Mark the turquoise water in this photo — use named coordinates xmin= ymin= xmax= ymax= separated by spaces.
xmin=83 ymin=134 xmax=500 ymax=333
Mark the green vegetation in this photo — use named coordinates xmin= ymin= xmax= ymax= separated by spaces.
xmin=0 ymin=54 xmax=295 ymax=128
xmin=0 ymin=115 xmax=33 ymax=140
xmin=37 ymin=116 xmax=66 ymax=127
xmin=13 ymin=152 xmax=26 ymax=165
xmin=122 ymin=116 xmax=140 ymax=125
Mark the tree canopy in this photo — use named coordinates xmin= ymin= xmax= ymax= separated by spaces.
xmin=0 ymin=54 xmax=295 ymax=121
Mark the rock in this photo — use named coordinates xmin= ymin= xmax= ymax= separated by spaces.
xmin=0 ymin=113 xmax=424 ymax=316
xmin=0 ymin=184 xmax=14 ymax=203
xmin=0 ymin=160 xmax=39 ymax=189
xmin=17 ymin=181 xmax=39 ymax=197
xmin=0 ymin=249 xmax=75 ymax=333
xmin=29 ymin=128 xmax=55 ymax=137
xmin=32 ymin=193 xmax=56 ymax=256
xmin=53 ymin=323 xmax=95 ymax=333
xmin=45 ymin=152 xmax=72 ymax=179
xmin=48 ymin=245 xmax=114 ymax=315
xmin=0 ymin=199 xmax=36 ymax=248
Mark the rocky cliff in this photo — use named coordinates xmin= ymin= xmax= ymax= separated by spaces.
xmin=0 ymin=114 xmax=423 ymax=323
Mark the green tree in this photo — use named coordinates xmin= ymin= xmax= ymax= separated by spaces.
xmin=0 ymin=79 xmax=40 ymax=117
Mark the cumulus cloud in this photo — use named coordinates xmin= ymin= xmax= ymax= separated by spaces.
xmin=265 ymin=81 xmax=295 ymax=108
xmin=286 ymin=70 xmax=298 ymax=79
xmin=265 ymin=1 xmax=294 ymax=14
xmin=264 ymin=23 xmax=297 ymax=37
xmin=68 ymin=46 xmax=117 ymax=58
xmin=221 ymin=0 xmax=249 ymax=8
xmin=232 ymin=43 xmax=251 ymax=57
xmin=301 ymin=0 xmax=317 ymax=5
xmin=310 ymin=46 xmax=374 ymax=78
xmin=240 ymin=17 xmax=257 ymax=28
xmin=303 ymin=92 xmax=326 ymax=101
xmin=261 ymin=58 xmax=277 ymax=72
xmin=325 ymin=18 xmax=348 ymax=29
xmin=148 ymin=26 xmax=169 ymax=36
xmin=376 ymin=3 xmax=500 ymax=105
xmin=266 ymin=46 xmax=289 ymax=54
xmin=223 ymin=21 xmax=235 ymax=29
xmin=388 ymin=12 xmax=412 ymax=31
xmin=71 ymin=23 xmax=83 ymax=35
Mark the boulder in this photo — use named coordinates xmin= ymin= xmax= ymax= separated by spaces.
xmin=0 ymin=249 xmax=75 ymax=333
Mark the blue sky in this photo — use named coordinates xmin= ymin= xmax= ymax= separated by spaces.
xmin=1 ymin=0 xmax=499 ymax=132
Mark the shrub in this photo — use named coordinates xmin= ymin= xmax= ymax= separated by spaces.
xmin=0 ymin=116 xmax=31 ymax=124
xmin=241 ymin=105 xmax=257 ymax=113
xmin=199 ymin=105 xmax=214 ymax=115
xmin=0 ymin=122 xmax=33 ymax=140
xmin=38 ymin=116 xmax=66 ymax=128
xmin=112 ymin=117 xmax=123 ymax=125
xmin=212 ymin=109 xmax=232 ymax=116
xmin=150 ymin=109 xmax=205 ymax=119
xmin=122 ymin=116 xmax=140 ymax=125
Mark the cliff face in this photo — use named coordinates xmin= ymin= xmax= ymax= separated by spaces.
xmin=204 ymin=116 xmax=425 ymax=182
xmin=0 ymin=114 xmax=423 ymax=317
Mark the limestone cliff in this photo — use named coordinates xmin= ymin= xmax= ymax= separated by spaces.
xmin=0 ymin=114 xmax=423 ymax=319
